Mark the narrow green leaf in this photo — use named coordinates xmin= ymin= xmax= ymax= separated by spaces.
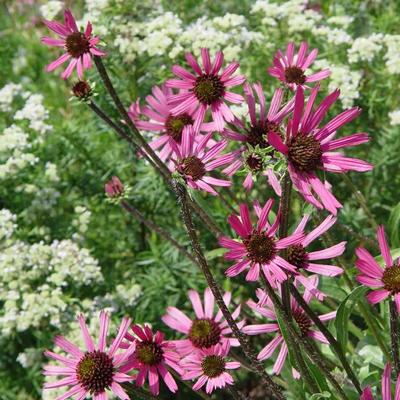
xmin=335 ymin=286 xmax=368 ymax=350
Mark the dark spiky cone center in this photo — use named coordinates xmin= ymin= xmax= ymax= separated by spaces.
xmin=382 ymin=264 xmax=400 ymax=294
xmin=284 ymin=66 xmax=306 ymax=85
xmin=287 ymin=244 xmax=308 ymax=269
xmin=193 ymin=74 xmax=225 ymax=105
xmin=293 ymin=310 xmax=312 ymax=337
xmin=188 ymin=318 xmax=222 ymax=349
xmin=165 ymin=113 xmax=194 ymax=142
xmin=135 ymin=341 xmax=164 ymax=366
xmin=201 ymin=355 xmax=226 ymax=378
xmin=72 ymin=81 xmax=92 ymax=100
xmin=66 ymin=32 xmax=90 ymax=58
xmin=244 ymin=232 xmax=276 ymax=264
xmin=288 ymin=135 xmax=322 ymax=172
xmin=181 ymin=156 xmax=206 ymax=181
xmin=247 ymin=121 xmax=280 ymax=148
xmin=76 ymin=350 xmax=114 ymax=395
xmin=246 ymin=154 xmax=263 ymax=171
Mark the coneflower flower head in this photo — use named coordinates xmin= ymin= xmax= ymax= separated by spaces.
xmin=41 ymin=9 xmax=105 ymax=79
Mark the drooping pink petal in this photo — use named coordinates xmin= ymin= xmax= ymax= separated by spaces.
xmin=377 ymin=225 xmax=393 ymax=267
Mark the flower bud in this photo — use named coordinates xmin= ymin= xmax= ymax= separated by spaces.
xmin=105 ymin=176 xmax=124 ymax=198
xmin=72 ymin=81 xmax=92 ymax=101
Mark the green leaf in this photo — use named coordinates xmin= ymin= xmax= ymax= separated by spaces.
xmin=389 ymin=202 xmax=400 ymax=247
xmin=335 ymin=286 xmax=368 ymax=350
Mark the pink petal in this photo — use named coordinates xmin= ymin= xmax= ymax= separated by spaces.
xmin=46 ymin=53 xmax=71 ymax=72
xmin=188 ymin=290 xmax=205 ymax=319
xmin=377 ymin=225 xmax=393 ymax=267
xmin=366 ymin=289 xmax=390 ymax=304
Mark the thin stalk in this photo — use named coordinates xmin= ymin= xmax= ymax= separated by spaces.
xmin=341 ymin=174 xmax=378 ymax=229
xmin=120 ymin=200 xmax=197 ymax=264
xmin=93 ymin=56 xmax=171 ymax=180
xmin=173 ymin=180 xmax=284 ymax=400
xmin=87 ymin=99 xmax=222 ymax=237
xmin=289 ymin=284 xmax=362 ymax=393
xmin=278 ymin=173 xmax=292 ymax=314
xmin=311 ymin=212 xmax=390 ymax=359
xmin=226 ymin=385 xmax=248 ymax=400
xmin=276 ymin=173 xmax=316 ymax=389
xmin=260 ymin=275 xmax=349 ymax=400
xmin=88 ymin=102 xmax=162 ymax=174
xmin=390 ymin=300 xmax=400 ymax=375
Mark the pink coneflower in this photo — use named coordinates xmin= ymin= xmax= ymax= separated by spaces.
xmin=162 ymin=288 xmax=243 ymax=356
xmin=222 ymin=83 xmax=294 ymax=195
xmin=242 ymin=286 xmax=336 ymax=377
xmin=170 ymin=128 xmax=233 ymax=196
xmin=105 ymin=176 xmax=124 ymax=198
xmin=43 ymin=311 xmax=135 ymax=400
xmin=181 ymin=342 xmax=240 ymax=394
xmin=120 ymin=324 xmax=182 ymax=396
xmin=355 ymin=226 xmax=400 ymax=311
xmin=41 ymin=9 xmax=105 ymax=79
xmin=129 ymin=85 xmax=213 ymax=162
xmin=166 ymin=48 xmax=245 ymax=132
xmin=218 ymin=199 xmax=304 ymax=282
xmin=286 ymin=214 xmax=345 ymax=297
xmin=268 ymin=42 xmax=330 ymax=89
xmin=268 ymin=85 xmax=373 ymax=215
xmin=361 ymin=363 xmax=400 ymax=399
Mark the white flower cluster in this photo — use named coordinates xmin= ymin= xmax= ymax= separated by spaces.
xmin=313 ymin=59 xmax=362 ymax=108
xmin=0 ymin=209 xmax=17 ymax=241
xmin=14 ymin=93 xmax=52 ymax=136
xmin=114 ymin=11 xmax=262 ymax=62
xmin=0 ymin=87 xmax=53 ymax=180
xmin=251 ymin=0 xmax=351 ymax=44
xmin=389 ymin=110 xmax=400 ymax=126
xmin=81 ymin=0 xmax=110 ymax=36
xmin=44 ymin=161 xmax=60 ymax=183
xmin=0 ymin=83 xmax=22 ymax=112
xmin=39 ymin=0 xmax=63 ymax=19
xmin=0 ymin=221 xmax=103 ymax=336
xmin=72 ymin=205 xmax=92 ymax=240
xmin=348 ymin=33 xmax=384 ymax=63
xmin=383 ymin=35 xmax=400 ymax=74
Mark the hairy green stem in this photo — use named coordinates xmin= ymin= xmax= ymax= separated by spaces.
xmin=88 ymin=73 xmax=222 ymax=237
xmin=260 ymin=275 xmax=349 ymax=400
xmin=120 ymin=200 xmax=197 ymax=264
xmin=390 ymin=300 xmax=400 ymax=375
xmin=173 ymin=180 xmax=284 ymax=400
xmin=289 ymin=284 xmax=362 ymax=393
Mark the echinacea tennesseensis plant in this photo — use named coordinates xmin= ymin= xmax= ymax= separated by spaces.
xmin=37 ymin=6 xmax=400 ymax=400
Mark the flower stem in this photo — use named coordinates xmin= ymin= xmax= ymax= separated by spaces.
xmin=289 ymin=284 xmax=362 ymax=394
xmin=88 ymin=101 xmax=162 ymax=175
xmin=390 ymin=300 xmax=400 ymax=375
xmin=87 ymin=96 xmax=222 ymax=237
xmin=173 ymin=180 xmax=285 ymax=400
xmin=120 ymin=200 xmax=197 ymax=264
xmin=311 ymin=212 xmax=391 ymax=359
xmin=260 ymin=275 xmax=349 ymax=400
xmin=226 ymin=385 xmax=248 ymax=400
xmin=93 ymin=56 xmax=170 ymax=180
xmin=278 ymin=172 xmax=292 ymax=315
